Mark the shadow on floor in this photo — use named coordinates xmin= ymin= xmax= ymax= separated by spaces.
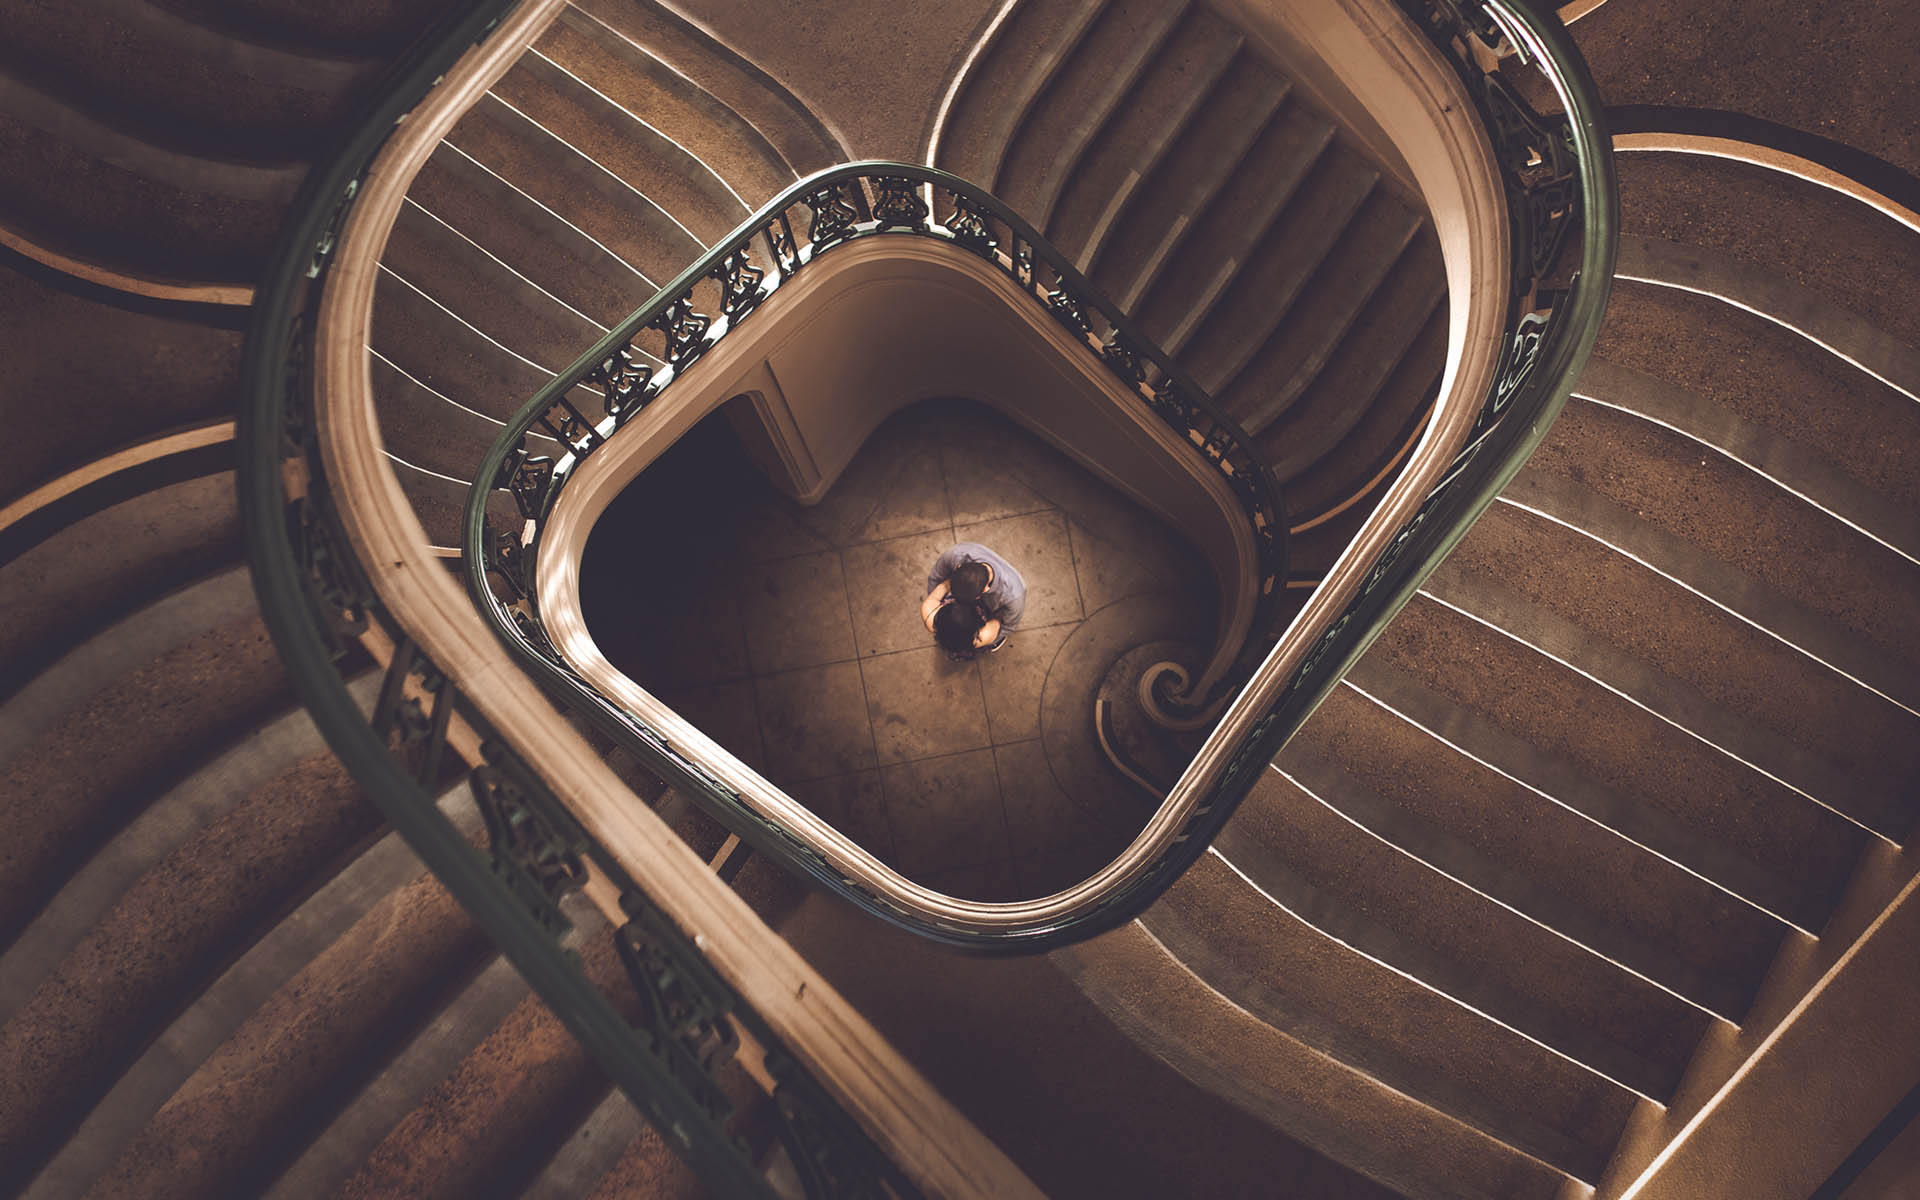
xmin=581 ymin=399 xmax=1216 ymax=900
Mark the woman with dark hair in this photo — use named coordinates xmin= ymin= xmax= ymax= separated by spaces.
xmin=930 ymin=596 xmax=994 ymax=659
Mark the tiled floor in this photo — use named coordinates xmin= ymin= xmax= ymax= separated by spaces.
xmin=581 ymin=400 xmax=1215 ymax=900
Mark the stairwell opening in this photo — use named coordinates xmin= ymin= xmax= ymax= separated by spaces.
xmin=580 ymin=400 xmax=1220 ymax=901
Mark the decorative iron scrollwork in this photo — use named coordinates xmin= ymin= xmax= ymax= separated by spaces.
xmin=613 ymin=894 xmax=742 ymax=1130
xmin=765 ymin=1048 xmax=909 ymax=1200
xmin=870 ymin=175 xmax=928 ymax=229
xmin=1044 ymin=287 xmax=1090 ymax=338
xmin=537 ymin=397 xmax=604 ymax=457
xmin=588 ymin=344 xmax=655 ymax=421
xmin=471 ymin=741 xmax=592 ymax=937
xmin=804 ymin=182 xmax=861 ymax=247
xmin=485 ymin=520 xmax=531 ymax=600
xmin=942 ymin=192 xmax=997 ymax=258
xmin=500 ymin=446 xmax=556 ymax=521
xmin=764 ymin=213 xmax=799 ymax=274
xmin=711 ymin=248 xmax=765 ymax=319
xmin=1101 ymin=334 xmax=1145 ymax=385
xmin=652 ymin=297 xmax=714 ymax=369
xmin=288 ymin=494 xmax=372 ymax=653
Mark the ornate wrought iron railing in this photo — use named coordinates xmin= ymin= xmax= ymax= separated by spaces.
xmin=237 ymin=3 xmax=938 ymax=1194
xmin=456 ymin=0 xmax=1612 ymax=953
xmin=465 ymin=160 xmax=1287 ymax=697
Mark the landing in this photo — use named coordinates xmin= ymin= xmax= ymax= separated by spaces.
xmin=581 ymin=399 xmax=1215 ymax=901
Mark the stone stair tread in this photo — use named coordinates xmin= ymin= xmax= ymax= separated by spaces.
xmin=19 ymin=787 xmax=482 ymax=1200
xmin=1422 ymin=554 xmax=1899 ymax=839
xmin=446 ymin=91 xmax=705 ymax=289
xmin=409 ymin=141 xmax=653 ymax=330
xmin=993 ymin=0 xmax=1192 ymax=228
xmin=1295 ymin=679 xmax=1789 ymax=995
xmin=151 ymin=0 xmax=458 ymax=59
xmin=0 ymin=81 xmax=295 ymax=285
xmin=1367 ymin=596 xmax=1867 ymax=911
xmin=1270 ymin=736 xmax=1750 ymax=1021
xmin=1529 ymin=399 xmax=1920 ymax=674
xmin=1618 ymin=150 xmax=1920 ymax=352
xmin=1591 ymin=283 xmax=1920 ymax=512
xmin=1260 ymin=238 xmax=1447 ymax=478
xmin=569 ymin=0 xmax=842 ymax=176
xmin=0 ymin=673 xmax=383 ymax=1030
xmin=382 ymin=197 xmax=607 ymax=376
xmin=1488 ymin=470 xmax=1920 ymax=768
xmin=0 ymin=0 xmax=372 ymax=163
xmin=369 ymin=353 xmax=528 ymax=489
xmin=394 ymin=466 xmax=472 ymax=552
xmin=1055 ymin=919 xmax=1566 ymax=1200
xmin=265 ymin=954 xmax=529 ymax=1197
xmin=491 ymin=49 xmax=750 ymax=249
xmin=539 ymin=6 xmax=796 ymax=209
xmin=0 ymin=474 xmax=241 ymax=699
xmin=1150 ymin=144 xmax=1374 ymax=380
xmin=1282 ymin=301 xmax=1444 ymax=522
xmin=73 ymin=867 xmax=495 ymax=1200
xmin=370 ymin=266 xmax=557 ymax=431
xmin=1085 ymin=53 xmax=1289 ymax=302
xmin=1045 ymin=8 xmax=1245 ymax=271
xmin=1571 ymin=353 xmax=1920 ymax=565
xmin=936 ymin=0 xmax=1108 ymax=192
xmin=0 ymin=607 xmax=292 ymax=952
xmin=0 ymin=750 xmax=383 ymax=1190
xmin=1220 ymin=190 xmax=1422 ymax=427
xmin=1144 ymin=850 xmax=1633 ymax=1181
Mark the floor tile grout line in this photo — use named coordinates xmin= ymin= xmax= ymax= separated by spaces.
xmin=1063 ymin=514 xmax=1092 ymax=624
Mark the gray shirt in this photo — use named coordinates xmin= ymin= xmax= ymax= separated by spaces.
xmin=926 ymin=543 xmax=1026 ymax=631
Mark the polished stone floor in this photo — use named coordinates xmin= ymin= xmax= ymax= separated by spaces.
xmin=582 ymin=400 xmax=1214 ymax=900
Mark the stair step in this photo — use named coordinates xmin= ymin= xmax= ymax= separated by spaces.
xmin=1047 ymin=9 xmax=1245 ymax=270
xmin=1298 ymin=677 xmax=1789 ymax=997
xmin=383 ymin=197 xmax=607 ymax=374
xmin=1259 ymin=234 xmax=1447 ymax=475
xmin=264 ymin=952 xmax=533 ymax=1198
xmin=369 ymin=266 xmax=558 ymax=432
xmin=446 ymin=92 xmax=704 ymax=290
xmin=1272 ymin=736 xmax=1750 ymax=1021
xmin=515 ymin=1085 xmax=659 ymax=1200
xmin=407 ymin=140 xmax=651 ymax=330
xmin=936 ymin=0 xmax=1108 ymax=190
xmin=994 ymin=0 xmax=1192 ymax=228
xmin=1365 ymin=596 xmax=1867 ymax=918
xmin=490 ymin=49 xmax=749 ymax=249
xmin=539 ymin=5 xmax=795 ymax=208
xmin=1086 ymin=52 xmax=1289 ymax=301
xmin=1146 ymin=848 xmax=1633 ymax=1180
xmin=569 ymin=0 xmax=842 ymax=175
xmin=0 ymin=602 xmax=293 ymax=951
xmin=1572 ymin=354 xmax=1920 ymax=565
xmin=0 ymin=475 xmax=241 ymax=700
xmin=1055 ymin=920 xmax=1565 ymax=1200
xmin=0 ymin=71 xmax=297 ymax=284
xmin=152 ymin=0 xmax=458 ymax=58
xmin=1528 ymin=399 xmax=1920 ymax=698
xmin=1220 ymin=190 xmax=1422 ymax=424
xmin=1591 ymin=282 xmax=1920 ymax=513
xmin=0 ymin=747 xmax=384 ymax=1190
xmin=73 ymin=867 xmax=495 ymax=1198
xmin=0 ymin=672 xmax=381 ymax=1030
xmin=1284 ymin=300 xmax=1445 ymax=522
xmin=0 ymin=0 xmax=370 ymax=163
xmin=14 ymin=782 xmax=479 ymax=1197
xmin=1151 ymin=144 xmax=1374 ymax=375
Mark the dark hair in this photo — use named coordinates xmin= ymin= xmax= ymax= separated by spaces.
xmin=931 ymin=598 xmax=984 ymax=654
xmin=949 ymin=560 xmax=990 ymax=603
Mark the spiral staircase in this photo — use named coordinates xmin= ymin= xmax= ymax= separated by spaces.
xmin=1 ymin=0 xmax=1916 ymax=1197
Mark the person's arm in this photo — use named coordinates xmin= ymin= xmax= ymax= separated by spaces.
xmin=972 ymin=618 xmax=1001 ymax=649
xmin=926 ymin=546 xmax=962 ymax=594
xmin=921 ymin=579 xmax=951 ymax=632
